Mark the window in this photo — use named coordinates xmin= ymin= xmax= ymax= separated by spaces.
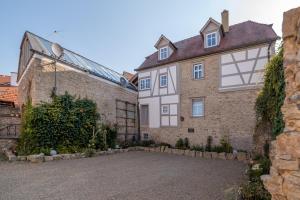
xmin=206 ymin=32 xmax=217 ymax=47
xmin=192 ymin=99 xmax=204 ymax=117
xmin=161 ymin=105 xmax=169 ymax=115
xmin=193 ymin=64 xmax=204 ymax=79
xmin=143 ymin=133 xmax=149 ymax=140
xmin=139 ymin=78 xmax=150 ymax=90
xmin=159 ymin=47 xmax=169 ymax=60
xmin=140 ymin=105 xmax=149 ymax=125
xmin=160 ymin=74 xmax=167 ymax=87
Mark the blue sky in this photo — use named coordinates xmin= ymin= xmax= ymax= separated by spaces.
xmin=0 ymin=0 xmax=299 ymax=75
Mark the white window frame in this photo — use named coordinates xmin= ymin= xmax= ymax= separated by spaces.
xmin=192 ymin=98 xmax=204 ymax=117
xmin=193 ymin=63 xmax=204 ymax=79
xmin=139 ymin=78 xmax=151 ymax=90
xmin=206 ymin=32 xmax=217 ymax=48
xmin=159 ymin=74 xmax=168 ymax=87
xmin=159 ymin=46 xmax=169 ymax=60
xmin=161 ymin=105 xmax=169 ymax=115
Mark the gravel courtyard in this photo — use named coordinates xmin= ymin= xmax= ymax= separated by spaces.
xmin=0 ymin=151 xmax=246 ymax=200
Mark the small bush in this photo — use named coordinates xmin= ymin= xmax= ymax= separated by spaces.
xmin=159 ymin=142 xmax=172 ymax=148
xmin=191 ymin=145 xmax=204 ymax=151
xmin=240 ymin=180 xmax=271 ymax=200
xmin=175 ymin=138 xmax=184 ymax=149
xmin=183 ymin=138 xmax=190 ymax=149
xmin=84 ymin=148 xmax=96 ymax=157
xmin=140 ymin=140 xmax=155 ymax=147
xmin=205 ymin=136 xmax=213 ymax=152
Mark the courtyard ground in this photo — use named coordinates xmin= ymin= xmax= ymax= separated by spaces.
xmin=0 ymin=151 xmax=246 ymax=200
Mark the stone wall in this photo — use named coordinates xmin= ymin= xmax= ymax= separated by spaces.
xmin=18 ymin=57 xmax=138 ymax=126
xmin=262 ymin=7 xmax=300 ymax=200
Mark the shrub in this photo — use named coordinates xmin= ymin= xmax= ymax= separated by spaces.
xmin=183 ymin=138 xmax=190 ymax=149
xmin=191 ymin=145 xmax=204 ymax=152
xmin=17 ymin=92 xmax=99 ymax=155
xmin=84 ymin=148 xmax=96 ymax=157
xmin=175 ymin=138 xmax=184 ymax=149
xmin=205 ymin=136 xmax=213 ymax=152
xmin=240 ymin=180 xmax=271 ymax=200
xmin=159 ymin=142 xmax=172 ymax=148
xmin=141 ymin=140 xmax=155 ymax=147
xmin=220 ymin=136 xmax=233 ymax=153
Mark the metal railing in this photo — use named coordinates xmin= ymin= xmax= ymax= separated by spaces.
xmin=0 ymin=124 xmax=21 ymax=139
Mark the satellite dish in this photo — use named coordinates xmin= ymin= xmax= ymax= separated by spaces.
xmin=120 ymin=77 xmax=128 ymax=87
xmin=51 ymin=43 xmax=64 ymax=58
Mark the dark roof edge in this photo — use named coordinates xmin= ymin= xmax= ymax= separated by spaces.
xmin=135 ymin=37 xmax=279 ymax=71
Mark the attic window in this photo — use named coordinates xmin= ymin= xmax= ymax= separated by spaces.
xmin=206 ymin=32 xmax=217 ymax=48
xmin=159 ymin=46 xmax=169 ymax=60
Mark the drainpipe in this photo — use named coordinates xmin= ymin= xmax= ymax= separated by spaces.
xmin=137 ymin=95 xmax=141 ymax=142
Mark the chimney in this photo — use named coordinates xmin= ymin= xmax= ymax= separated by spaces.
xmin=221 ymin=10 xmax=229 ymax=33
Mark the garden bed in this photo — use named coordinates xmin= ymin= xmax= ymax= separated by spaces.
xmin=6 ymin=146 xmax=250 ymax=163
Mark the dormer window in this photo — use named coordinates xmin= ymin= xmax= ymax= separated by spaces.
xmin=159 ymin=46 xmax=169 ymax=60
xmin=206 ymin=32 xmax=217 ymax=47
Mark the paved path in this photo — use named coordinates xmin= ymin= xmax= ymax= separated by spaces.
xmin=0 ymin=152 xmax=246 ymax=200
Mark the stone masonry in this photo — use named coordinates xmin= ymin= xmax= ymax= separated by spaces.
xmin=262 ymin=7 xmax=300 ymax=200
xmin=18 ymin=57 xmax=137 ymax=125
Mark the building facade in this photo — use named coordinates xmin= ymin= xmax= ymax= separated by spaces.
xmin=17 ymin=32 xmax=138 ymax=140
xmin=136 ymin=10 xmax=279 ymax=150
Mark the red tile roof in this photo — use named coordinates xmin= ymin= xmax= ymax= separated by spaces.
xmin=0 ymin=75 xmax=18 ymax=106
xmin=136 ymin=21 xmax=279 ymax=71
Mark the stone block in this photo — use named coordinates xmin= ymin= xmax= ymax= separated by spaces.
xmin=237 ymin=152 xmax=247 ymax=161
xmin=27 ymin=154 xmax=44 ymax=163
xmin=211 ymin=152 xmax=218 ymax=159
xmin=185 ymin=150 xmax=195 ymax=157
xmin=203 ymin=152 xmax=212 ymax=159
xmin=44 ymin=156 xmax=54 ymax=162
xmin=218 ymin=152 xmax=226 ymax=160
xmin=52 ymin=155 xmax=62 ymax=160
xmin=274 ymin=159 xmax=299 ymax=171
xmin=226 ymin=153 xmax=234 ymax=160
xmin=17 ymin=156 xmax=27 ymax=161
xmin=60 ymin=154 xmax=72 ymax=160
xmin=195 ymin=151 xmax=203 ymax=158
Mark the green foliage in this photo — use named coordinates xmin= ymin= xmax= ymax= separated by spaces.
xmin=219 ymin=136 xmax=233 ymax=153
xmin=191 ymin=145 xmax=204 ymax=152
xmin=240 ymin=180 xmax=271 ymax=200
xmin=84 ymin=148 xmax=96 ymax=157
xmin=205 ymin=136 xmax=213 ymax=151
xmin=175 ymin=138 xmax=190 ymax=149
xmin=255 ymin=47 xmax=285 ymax=138
xmin=17 ymin=92 xmax=99 ymax=155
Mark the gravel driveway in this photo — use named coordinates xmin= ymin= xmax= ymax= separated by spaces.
xmin=0 ymin=151 xmax=246 ymax=200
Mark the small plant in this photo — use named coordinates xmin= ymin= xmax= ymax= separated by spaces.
xmin=191 ymin=145 xmax=204 ymax=152
xmin=220 ymin=136 xmax=233 ymax=153
xmin=159 ymin=142 xmax=172 ymax=148
xmin=183 ymin=138 xmax=190 ymax=149
xmin=140 ymin=140 xmax=155 ymax=147
xmin=175 ymin=138 xmax=184 ymax=149
xmin=205 ymin=136 xmax=213 ymax=152
xmin=240 ymin=180 xmax=271 ymax=200
xmin=84 ymin=148 xmax=95 ymax=157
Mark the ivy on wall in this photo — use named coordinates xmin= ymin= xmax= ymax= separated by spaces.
xmin=255 ymin=47 xmax=285 ymax=138
xmin=17 ymin=92 xmax=100 ymax=155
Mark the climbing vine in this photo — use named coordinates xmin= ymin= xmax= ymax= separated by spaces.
xmin=255 ymin=46 xmax=285 ymax=138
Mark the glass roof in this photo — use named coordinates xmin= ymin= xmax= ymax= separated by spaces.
xmin=27 ymin=32 xmax=137 ymax=91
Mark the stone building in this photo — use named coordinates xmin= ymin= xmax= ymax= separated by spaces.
xmin=17 ymin=32 xmax=138 ymax=140
xmin=136 ymin=10 xmax=279 ymax=150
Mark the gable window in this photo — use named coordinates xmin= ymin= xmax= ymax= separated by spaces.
xmin=193 ymin=64 xmax=204 ymax=79
xmin=160 ymin=74 xmax=167 ymax=87
xmin=161 ymin=105 xmax=169 ymax=115
xmin=192 ymin=98 xmax=204 ymax=117
xmin=206 ymin=32 xmax=217 ymax=47
xmin=159 ymin=47 xmax=169 ymax=60
xmin=139 ymin=78 xmax=150 ymax=90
